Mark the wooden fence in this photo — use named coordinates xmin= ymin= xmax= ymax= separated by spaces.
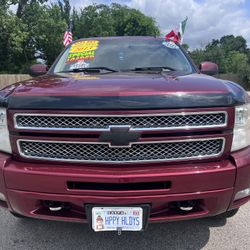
xmin=0 ymin=74 xmax=30 ymax=89
xmin=216 ymin=73 xmax=241 ymax=83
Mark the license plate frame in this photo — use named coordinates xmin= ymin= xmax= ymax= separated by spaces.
xmin=85 ymin=204 xmax=151 ymax=232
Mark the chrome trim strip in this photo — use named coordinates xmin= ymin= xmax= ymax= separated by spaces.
xmin=17 ymin=137 xmax=226 ymax=163
xmin=14 ymin=111 xmax=228 ymax=131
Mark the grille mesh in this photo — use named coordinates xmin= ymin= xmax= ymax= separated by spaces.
xmin=19 ymin=139 xmax=224 ymax=163
xmin=15 ymin=112 xmax=227 ymax=130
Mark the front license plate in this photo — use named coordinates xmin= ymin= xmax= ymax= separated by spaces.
xmin=92 ymin=207 xmax=143 ymax=232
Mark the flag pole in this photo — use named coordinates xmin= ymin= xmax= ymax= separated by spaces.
xmin=69 ymin=19 xmax=73 ymax=33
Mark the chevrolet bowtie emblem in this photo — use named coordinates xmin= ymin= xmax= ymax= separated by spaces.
xmin=99 ymin=126 xmax=141 ymax=147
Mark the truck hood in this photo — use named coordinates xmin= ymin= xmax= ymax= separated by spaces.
xmin=2 ymin=72 xmax=248 ymax=109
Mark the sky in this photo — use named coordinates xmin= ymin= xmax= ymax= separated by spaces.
xmin=68 ymin=0 xmax=250 ymax=48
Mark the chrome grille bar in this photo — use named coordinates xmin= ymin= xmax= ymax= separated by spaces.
xmin=14 ymin=111 xmax=228 ymax=131
xmin=18 ymin=138 xmax=225 ymax=163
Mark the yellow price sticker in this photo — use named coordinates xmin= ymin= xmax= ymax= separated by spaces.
xmin=70 ymin=40 xmax=99 ymax=53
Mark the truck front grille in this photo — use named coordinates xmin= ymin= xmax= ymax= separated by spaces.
xmin=18 ymin=138 xmax=225 ymax=163
xmin=14 ymin=112 xmax=227 ymax=131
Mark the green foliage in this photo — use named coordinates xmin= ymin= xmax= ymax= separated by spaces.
xmin=73 ymin=4 xmax=116 ymax=38
xmin=72 ymin=3 xmax=160 ymax=39
xmin=36 ymin=5 xmax=67 ymax=65
xmin=182 ymin=43 xmax=189 ymax=51
xmin=0 ymin=1 xmax=160 ymax=73
xmin=22 ymin=3 xmax=67 ymax=65
xmin=58 ymin=0 xmax=71 ymax=25
xmin=111 ymin=3 xmax=160 ymax=36
xmin=224 ymin=51 xmax=250 ymax=86
xmin=189 ymin=35 xmax=250 ymax=88
xmin=0 ymin=9 xmax=34 ymax=73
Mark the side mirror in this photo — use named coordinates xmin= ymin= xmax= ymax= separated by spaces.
xmin=199 ymin=61 xmax=219 ymax=76
xmin=29 ymin=64 xmax=48 ymax=77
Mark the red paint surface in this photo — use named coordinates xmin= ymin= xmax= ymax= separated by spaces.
xmin=1 ymin=145 xmax=250 ymax=223
xmin=10 ymin=73 xmax=231 ymax=97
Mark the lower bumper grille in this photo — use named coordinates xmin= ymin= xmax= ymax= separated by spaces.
xmin=18 ymin=138 xmax=225 ymax=163
xmin=67 ymin=181 xmax=171 ymax=191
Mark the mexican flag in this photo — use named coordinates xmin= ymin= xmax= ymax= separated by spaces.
xmin=179 ymin=17 xmax=188 ymax=44
xmin=165 ymin=17 xmax=188 ymax=44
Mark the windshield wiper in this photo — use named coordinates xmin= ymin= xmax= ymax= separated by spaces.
xmin=125 ymin=66 xmax=176 ymax=72
xmin=61 ymin=67 xmax=118 ymax=73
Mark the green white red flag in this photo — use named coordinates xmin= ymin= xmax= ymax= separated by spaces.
xmin=179 ymin=17 xmax=188 ymax=44
xmin=165 ymin=17 xmax=188 ymax=44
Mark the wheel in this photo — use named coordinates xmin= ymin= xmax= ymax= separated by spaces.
xmin=10 ymin=211 xmax=27 ymax=219
xmin=212 ymin=208 xmax=239 ymax=219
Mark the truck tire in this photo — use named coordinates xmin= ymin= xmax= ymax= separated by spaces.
xmin=212 ymin=209 xmax=239 ymax=219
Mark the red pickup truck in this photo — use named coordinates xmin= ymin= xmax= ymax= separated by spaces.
xmin=0 ymin=36 xmax=250 ymax=232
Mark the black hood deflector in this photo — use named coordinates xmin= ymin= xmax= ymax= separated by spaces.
xmin=4 ymin=92 xmax=248 ymax=110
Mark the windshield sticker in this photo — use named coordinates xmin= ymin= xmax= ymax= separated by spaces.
xmin=72 ymin=73 xmax=100 ymax=80
xmin=162 ymin=41 xmax=179 ymax=49
xmin=67 ymin=40 xmax=100 ymax=63
xmin=66 ymin=51 xmax=96 ymax=63
xmin=70 ymin=40 xmax=99 ymax=53
xmin=69 ymin=60 xmax=90 ymax=70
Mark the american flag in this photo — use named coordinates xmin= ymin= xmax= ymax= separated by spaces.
xmin=63 ymin=23 xmax=73 ymax=47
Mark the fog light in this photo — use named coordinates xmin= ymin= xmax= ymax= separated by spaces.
xmin=0 ymin=193 xmax=6 ymax=201
xmin=234 ymin=188 xmax=250 ymax=201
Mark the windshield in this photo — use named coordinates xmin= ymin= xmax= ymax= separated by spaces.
xmin=53 ymin=38 xmax=194 ymax=74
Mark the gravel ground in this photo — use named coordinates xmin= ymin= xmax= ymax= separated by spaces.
xmin=0 ymin=203 xmax=249 ymax=250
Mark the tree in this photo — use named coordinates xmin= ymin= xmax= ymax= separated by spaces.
xmin=220 ymin=35 xmax=247 ymax=54
xmin=0 ymin=0 xmax=67 ymax=70
xmin=190 ymin=35 xmax=249 ymax=71
xmin=72 ymin=3 xmax=160 ymax=39
xmin=223 ymin=51 xmax=250 ymax=86
xmin=58 ymin=0 xmax=71 ymax=25
xmin=189 ymin=49 xmax=206 ymax=66
xmin=22 ymin=3 xmax=67 ymax=65
xmin=111 ymin=3 xmax=160 ymax=37
xmin=189 ymin=35 xmax=250 ymax=88
xmin=0 ymin=8 xmax=35 ymax=73
xmin=73 ymin=4 xmax=116 ymax=38
xmin=182 ymin=43 xmax=189 ymax=51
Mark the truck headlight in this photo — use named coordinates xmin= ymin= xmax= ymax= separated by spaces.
xmin=0 ymin=108 xmax=11 ymax=153
xmin=231 ymin=103 xmax=250 ymax=151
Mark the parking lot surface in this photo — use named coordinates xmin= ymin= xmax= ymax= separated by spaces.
xmin=0 ymin=203 xmax=249 ymax=250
